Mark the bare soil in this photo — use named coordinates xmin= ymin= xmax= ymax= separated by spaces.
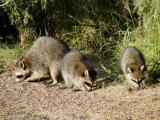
xmin=1 ymin=72 xmax=160 ymax=120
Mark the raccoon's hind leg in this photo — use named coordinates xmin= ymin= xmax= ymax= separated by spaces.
xmin=49 ymin=62 xmax=61 ymax=85
xmin=58 ymin=71 xmax=73 ymax=89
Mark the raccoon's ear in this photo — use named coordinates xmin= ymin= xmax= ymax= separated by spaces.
xmin=141 ymin=65 xmax=145 ymax=71
xmin=19 ymin=61 xmax=26 ymax=70
xmin=84 ymin=69 xmax=89 ymax=77
xmin=127 ymin=67 xmax=133 ymax=73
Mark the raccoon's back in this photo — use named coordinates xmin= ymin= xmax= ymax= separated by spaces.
xmin=26 ymin=36 xmax=70 ymax=67
xmin=62 ymin=51 xmax=87 ymax=75
xmin=120 ymin=47 xmax=145 ymax=71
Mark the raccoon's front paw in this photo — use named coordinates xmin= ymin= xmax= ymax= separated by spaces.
xmin=72 ymin=87 xmax=82 ymax=92
xmin=42 ymin=79 xmax=53 ymax=86
xmin=83 ymin=85 xmax=92 ymax=91
xmin=45 ymin=80 xmax=58 ymax=87
xmin=24 ymin=78 xmax=33 ymax=82
xmin=58 ymin=84 xmax=70 ymax=89
xmin=52 ymin=80 xmax=58 ymax=85
xmin=15 ymin=78 xmax=25 ymax=82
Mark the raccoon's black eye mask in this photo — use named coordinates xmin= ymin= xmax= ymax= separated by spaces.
xmin=138 ymin=77 xmax=146 ymax=83
xmin=131 ymin=77 xmax=145 ymax=84
xmin=131 ymin=79 xmax=138 ymax=84
xmin=84 ymin=82 xmax=92 ymax=87
xmin=15 ymin=74 xmax=30 ymax=80
xmin=16 ymin=75 xmax=23 ymax=79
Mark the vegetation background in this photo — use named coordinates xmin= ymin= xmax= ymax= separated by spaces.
xmin=0 ymin=0 xmax=160 ymax=86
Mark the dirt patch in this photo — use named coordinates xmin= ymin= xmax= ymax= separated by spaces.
xmin=1 ymin=72 xmax=160 ymax=120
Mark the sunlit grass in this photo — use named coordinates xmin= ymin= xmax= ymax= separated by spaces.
xmin=115 ymin=23 xmax=160 ymax=85
xmin=0 ymin=44 xmax=28 ymax=73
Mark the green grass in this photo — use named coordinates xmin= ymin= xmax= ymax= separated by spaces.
xmin=0 ymin=45 xmax=28 ymax=73
xmin=114 ymin=24 xmax=160 ymax=85
xmin=1 ymin=22 xmax=160 ymax=88
xmin=1 ymin=0 xmax=160 ymax=88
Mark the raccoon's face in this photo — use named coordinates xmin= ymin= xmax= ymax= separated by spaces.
xmin=14 ymin=59 xmax=31 ymax=82
xmin=80 ymin=69 xmax=97 ymax=91
xmin=126 ymin=65 xmax=147 ymax=85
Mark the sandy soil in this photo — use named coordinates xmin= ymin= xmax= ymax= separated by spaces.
xmin=1 ymin=72 xmax=160 ymax=120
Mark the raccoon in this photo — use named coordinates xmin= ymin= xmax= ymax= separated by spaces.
xmin=14 ymin=36 xmax=70 ymax=84
xmin=120 ymin=46 xmax=147 ymax=88
xmin=61 ymin=51 xmax=97 ymax=91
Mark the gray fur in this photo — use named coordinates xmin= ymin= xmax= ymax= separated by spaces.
xmin=14 ymin=36 xmax=70 ymax=84
xmin=120 ymin=46 xmax=147 ymax=88
xmin=61 ymin=51 xmax=97 ymax=91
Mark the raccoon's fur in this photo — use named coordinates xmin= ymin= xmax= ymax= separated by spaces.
xmin=14 ymin=36 xmax=70 ymax=84
xmin=120 ymin=46 xmax=147 ymax=88
xmin=61 ymin=51 xmax=97 ymax=91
